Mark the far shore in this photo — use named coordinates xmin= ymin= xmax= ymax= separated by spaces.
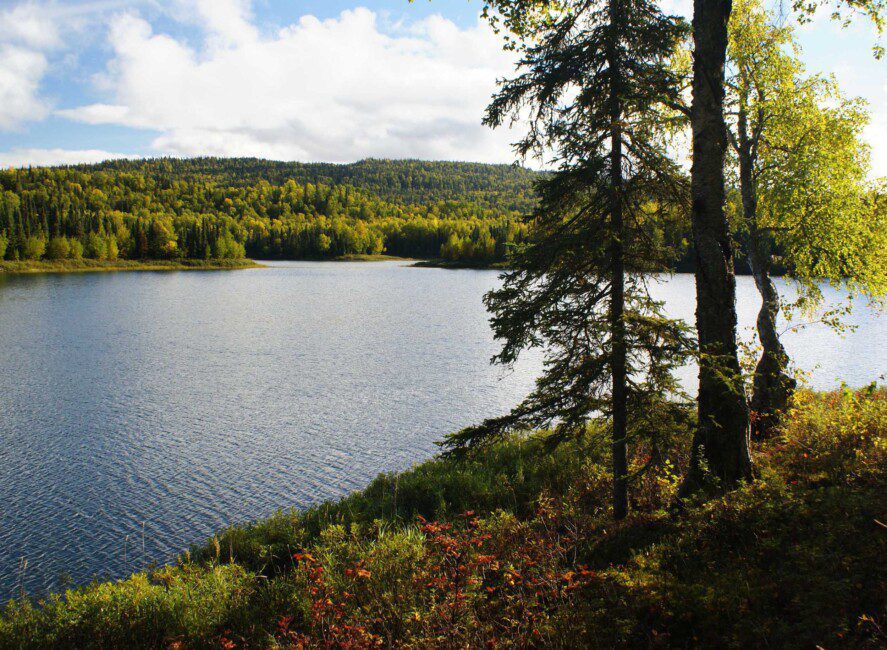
xmin=0 ymin=259 xmax=264 ymax=275
xmin=411 ymin=258 xmax=505 ymax=270
xmin=0 ymin=255 xmax=785 ymax=276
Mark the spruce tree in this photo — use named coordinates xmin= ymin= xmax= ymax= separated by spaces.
xmin=444 ymin=0 xmax=690 ymax=519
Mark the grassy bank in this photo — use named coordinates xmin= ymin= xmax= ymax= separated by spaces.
xmin=0 ymin=259 xmax=263 ymax=275
xmin=1 ymin=387 xmax=884 ymax=648
xmin=332 ymin=254 xmax=416 ymax=262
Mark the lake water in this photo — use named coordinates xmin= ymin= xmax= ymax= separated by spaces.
xmin=0 ymin=261 xmax=883 ymax=599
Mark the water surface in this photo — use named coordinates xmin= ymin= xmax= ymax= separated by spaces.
xmin=0 ymin=262 xmax=883 ymax=598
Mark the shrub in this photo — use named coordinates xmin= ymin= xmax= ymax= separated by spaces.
xmin=0 ymin=565 xmax=254 ymax=649
xmin=281 ymin=505 xmax=598 ymax=648
xmin=212 ymin=233 xmax=246 ymax=260
xmin=84 ymin=233 xmax=107 ymax=260
xmin=21 ymin=236 xmax=46 ymax=260
xmin=68 ymin=239 xmax=84 ymax=260
xmin=45 ymin=237 xmax=71 ymax=261
xmin=774 ymin=385 xmax=886 ymax=485
xmin=0 ymin=232 xmax=8 ymax=259
xmin=106 ymin=236 xmax=119 ymax=261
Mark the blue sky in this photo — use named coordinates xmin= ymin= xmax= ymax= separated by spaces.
xmin=0 ymin=0 xmax=883 ymax=174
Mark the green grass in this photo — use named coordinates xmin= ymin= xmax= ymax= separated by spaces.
xmin=1 ymin=388 xmax=883 ymax=648
xmin=0 ymin=259 xmax=263 ymax=275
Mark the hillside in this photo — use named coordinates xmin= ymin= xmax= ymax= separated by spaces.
xmin=0 ymin=158 xmax=540 ymax=266
xmin=75 ymin=158 xmax=542 ymax=214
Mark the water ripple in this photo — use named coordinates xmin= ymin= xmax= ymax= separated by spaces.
xmin=0 ymin=263 xmax=883 ymax=599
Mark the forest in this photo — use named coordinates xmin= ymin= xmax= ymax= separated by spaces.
xmin=0 ymin=159 xmax=539 ymax=265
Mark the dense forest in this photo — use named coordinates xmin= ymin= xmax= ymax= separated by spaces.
xmin=0 ymin=158 xmax=540 ymax=264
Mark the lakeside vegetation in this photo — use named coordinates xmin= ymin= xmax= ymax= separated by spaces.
xmin=0 ymin=259 xmax=261 ymax=275
xmin=1 ymin=387 xmax=883 ymax=647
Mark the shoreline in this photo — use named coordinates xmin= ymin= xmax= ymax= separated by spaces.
xmin=0 ymin=259 xmax=264 ymax=275
xmin=0 ymin=387 xmax=881 ymax=646
xmin=0 ymin=256 xmax=786 ymax=276
xmin=332 ymin=254 xmax=417 ymax=262
xmin=411 ymin=258 xmax=505 ymax=270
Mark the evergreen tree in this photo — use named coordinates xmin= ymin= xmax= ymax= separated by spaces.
xmin=444 ymin=0 xmax=690 ymax=519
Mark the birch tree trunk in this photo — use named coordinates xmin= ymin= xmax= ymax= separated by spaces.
xmin=682 ymin=0 xmax=753 ymax=493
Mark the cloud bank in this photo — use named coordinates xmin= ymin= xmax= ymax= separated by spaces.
xmin=57 ymin=1 xmax=520 ymax=163
xmin=0 ymin=0 xmax=881 ymax=174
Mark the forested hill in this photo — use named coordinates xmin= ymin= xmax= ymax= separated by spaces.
xmin=0 ymin=158 xmax=541 ymax=265
xmin=73 ymin=158 xmax=541 ymax=213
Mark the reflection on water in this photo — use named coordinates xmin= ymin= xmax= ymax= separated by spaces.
xmin=0 ymin=262 xmax=883 ymax=597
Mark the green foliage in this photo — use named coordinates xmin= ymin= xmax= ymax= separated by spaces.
xmin=588 ymin=477 xmax=885 ymax=647
xmin=45 ymin=238 xmax=70 ymax=261
xmin=445 ymin=0 xmax=692 ymax=525
xmin=774 ymin=385 xmax=886 ymax=485
xmin=21 ymin=236 xmax=45 ymax=261
xmin=0 ymin=231 xmax=9 ymax=259
xmin=83 ymin=233 xmax=107 ymax=261
xmin=0 ymin=159 xmax=539 ymax=265
xmin=68 ymin=239 xmax=83 ymax=260
xmin=727 ymin=0 xmax=886 ymax=302
xmin=0 ymin=565 xmax=254 ymax=649
xmin=82 ymin=157 xmax=540 ymax=213
xmin=211 ymin=232 xmax=245 ymax=260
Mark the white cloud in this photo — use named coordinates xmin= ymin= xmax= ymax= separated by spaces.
xmin=0 ymin=45 xmax=50 ymax=129
xmin=63 ymin=103 xmax=132 ymax=124
xmin=58 ymin=6 xmax=521 ymax=163
xmin=189 ymin=0 xmax=258 ymax=48
xmin=0 ymin=2 xmax=62 ymax=49
xmin=0 ymin=0 xmax=159 ymax=132
xmin=0 ymin=2 xmax=65 ymax=129
xmin=0 ymin=147 xmax=135 ymax=168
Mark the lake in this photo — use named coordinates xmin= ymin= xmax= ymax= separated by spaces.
xmin=0 ymin=261 xmax=883 ymax=599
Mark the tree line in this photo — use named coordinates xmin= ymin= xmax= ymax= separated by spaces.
xmin=0 ymin=162 xmax=534 ymax=264
xmin=78 ymin=157 xmax=541 ymax=213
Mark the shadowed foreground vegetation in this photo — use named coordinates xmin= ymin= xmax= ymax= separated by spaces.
xmin=1 ymin=387 xmax=884 ymax=648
